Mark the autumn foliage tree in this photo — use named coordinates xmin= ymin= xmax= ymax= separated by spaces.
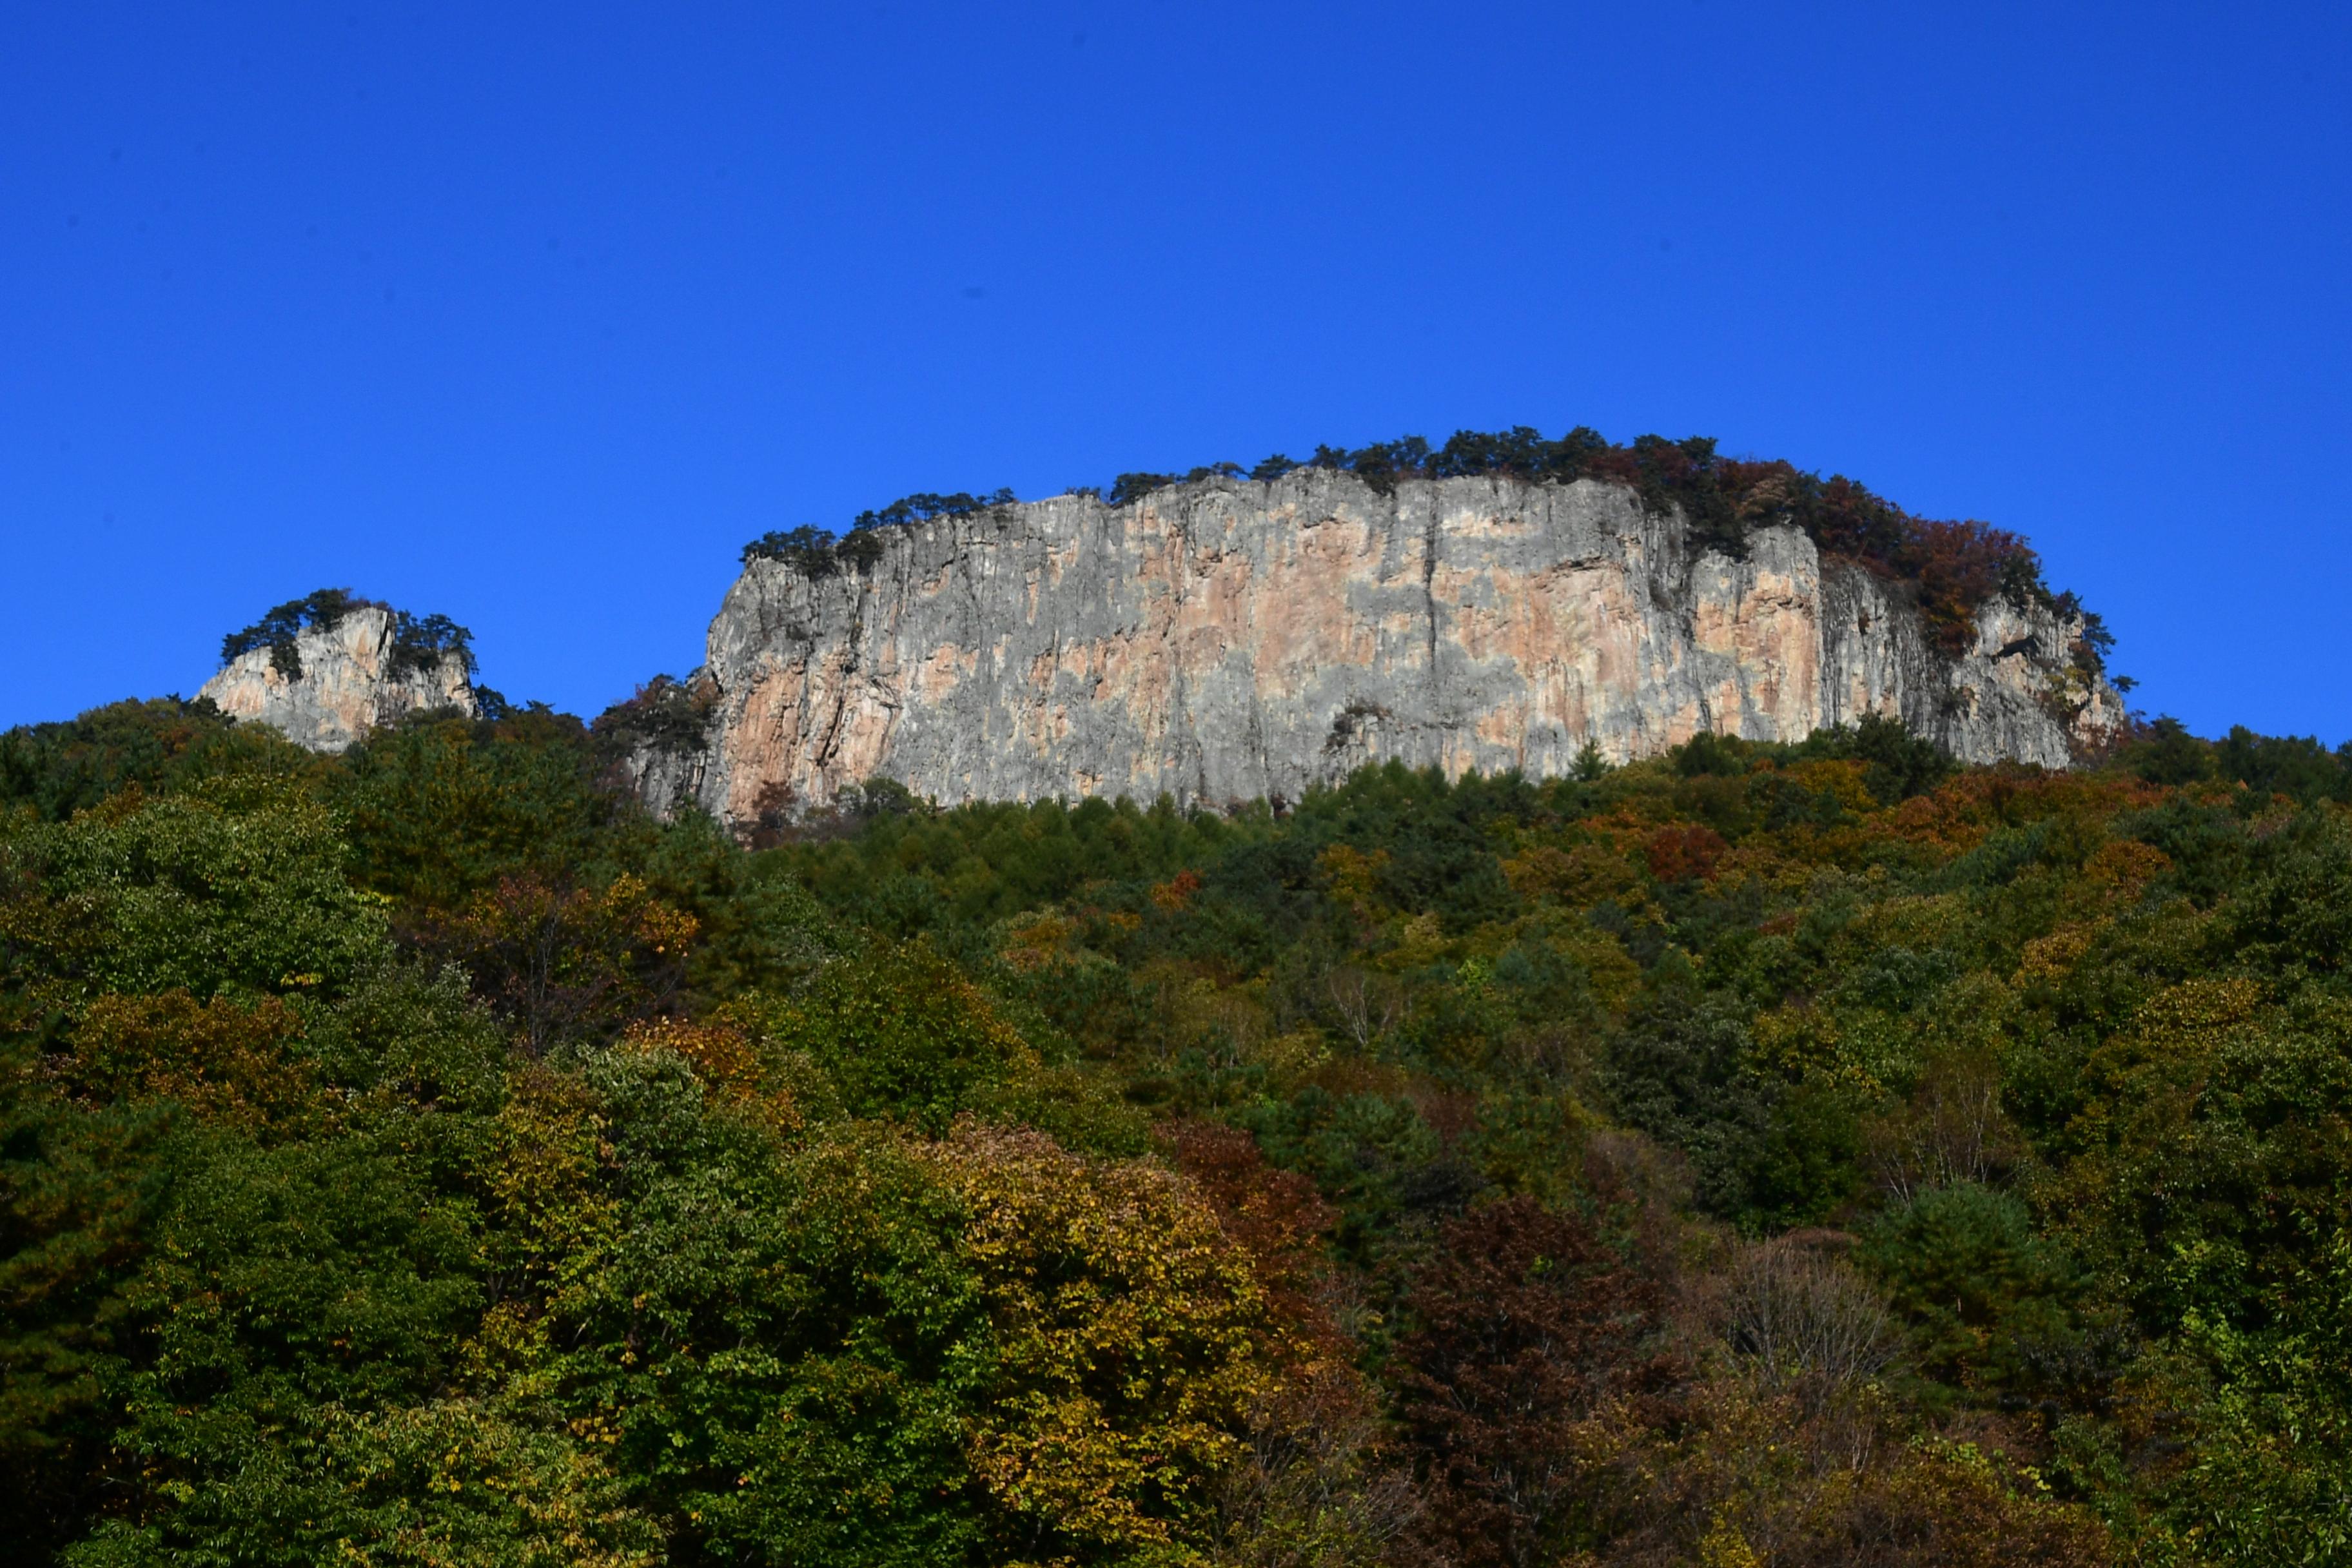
xmin=406 ymin=872 xmax=695 ymax=1053
xmin=1397 ymin=1195 xmax=1683 ymax=1567
xmin=1158 ymin=1119 xmax=1419 ymax=1567
xmin=17 ymin=631 xmax=2352 ymax=1565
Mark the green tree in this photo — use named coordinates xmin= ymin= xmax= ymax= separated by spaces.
xmin=1 ymin=784 xmax=386 ymax=1004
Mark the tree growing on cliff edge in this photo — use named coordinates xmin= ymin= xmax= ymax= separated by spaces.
xmin=219 ymin=587 xmax=366 ymax=678
xmin=217 ymin=589 xmax=475 ymax=683
xmin=789 ymin=423 xmax=2088 ymax=662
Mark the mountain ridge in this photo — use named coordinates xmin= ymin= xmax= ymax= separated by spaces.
xmin=611 ymin=467 xmax=2122 ymax=834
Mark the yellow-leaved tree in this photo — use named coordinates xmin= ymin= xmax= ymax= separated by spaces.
xmin=924 ymin=1122 xmax=1293 ymax=1566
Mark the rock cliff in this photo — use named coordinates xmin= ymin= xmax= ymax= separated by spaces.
xmin=199 ymin=604 xmax=476 ymax=752
xmin=620 ymin=471 xmax=2124 ymax=827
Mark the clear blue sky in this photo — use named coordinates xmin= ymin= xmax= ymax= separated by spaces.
xmin=5 ymin=2 xmax=2347 ymax=738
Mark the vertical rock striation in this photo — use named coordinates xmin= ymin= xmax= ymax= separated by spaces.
xmin=622 ymin=472 xmax=2123 ymax=828
xmin=198 ymin=605 xmax=476 ymax=752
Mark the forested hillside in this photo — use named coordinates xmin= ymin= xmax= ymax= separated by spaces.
xmin=5 ymin=698 xmax=2349 ymax=1565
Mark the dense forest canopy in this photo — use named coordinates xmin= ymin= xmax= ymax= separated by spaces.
xmin=5 ymin=694 xmax=2350 ymax=1565
xmin=740 ymin=427 xmax=2097 ymax=660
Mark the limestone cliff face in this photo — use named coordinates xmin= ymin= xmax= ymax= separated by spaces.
xmin=198 ymin=605 xmax=475 ymax=752
xmin=625 ymin=472 xmax=2122 ymax=827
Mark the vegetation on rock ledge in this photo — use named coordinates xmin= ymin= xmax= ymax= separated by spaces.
xmin=740 ymin=429 xmax=2092 ymax=659
xmin=218 ymin=588 xmax=476 ymax=683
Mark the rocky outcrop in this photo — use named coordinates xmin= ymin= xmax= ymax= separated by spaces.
xmin=198 ymin=605 xmax=476 ymax=752
xmin=621 ymin=472 xmax=2123 ymax=828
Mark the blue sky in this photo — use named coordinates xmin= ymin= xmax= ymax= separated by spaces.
xmin=5 ymin=1 xmax=2347 ymax=738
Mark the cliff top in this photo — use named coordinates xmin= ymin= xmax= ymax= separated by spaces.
xmin=218 ymin=588 xmax=476 ymax=684
xmin=740 ymin=424 xmax=2110 ymax=666
xmin=199 ymin=591 xmax=480 ymax=752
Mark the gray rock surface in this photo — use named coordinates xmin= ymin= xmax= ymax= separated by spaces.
xmin=622 ymin=472 xmax=2123 ymax=828
xmin=197 ymin=605 xmax=476 ymax=752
